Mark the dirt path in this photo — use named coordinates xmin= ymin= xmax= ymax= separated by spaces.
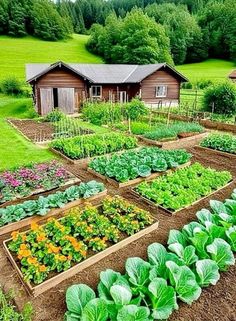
xmin=0 ymin=141 xmax=236 ymax=321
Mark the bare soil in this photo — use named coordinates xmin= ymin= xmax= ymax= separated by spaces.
xmin=0 ymin=138 xmax=236 ymax=321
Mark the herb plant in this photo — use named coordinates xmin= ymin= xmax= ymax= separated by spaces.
xmin=200 ymin=133 xmax=236 ymax=154
xmin=8 ymin=196 xmax=153 ymax=284
xmin=0 ymin=181 xmax=105 ymax=227
xmin=89 ymin=147 xmax=192 ymax=183
xmin=144 ymin=122 xmax=204 ymax=141
xmin=64 ymin=189 xmax=236 ymax=321
xmin=50 ymin=133 xmax=138 ymax=159
xmin=135 ymin=162 xmax=232 ymax=211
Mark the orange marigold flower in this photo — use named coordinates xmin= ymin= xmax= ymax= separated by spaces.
xmin=20 ymin=244 xmax=27 ymax=250
xmin=80 ymin=250 xmax=87 ymax=257
xmin=39 ymin=265 xmax=47 ymax=273
xmin=22 ymin=235 xmax=27 ymax=242
xmin=18 ymin=249 xmax=31 ymax=258
xmin=37 ymin=234 xmax=46 ymax=242
xmin=31 ymin=222 xmax=39 ymax=231
xmin=68 ymin=255 xmax=72 ymax=260
xmin=11 ymin=231 xmax=19 ymax=240
xmin=27 ymin=257 xmax=38 ymax=265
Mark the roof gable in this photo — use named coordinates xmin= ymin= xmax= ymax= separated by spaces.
xmin=26 ymin=61 xmax=188 ymax=84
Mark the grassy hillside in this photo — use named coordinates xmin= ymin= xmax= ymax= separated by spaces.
xmin=0 ymin=94 xmax=54 ymax=170
xmin=176 ymin=59 xmax=235 ymax=83
xmin=0 ymin=34 xmax=102 ymax=81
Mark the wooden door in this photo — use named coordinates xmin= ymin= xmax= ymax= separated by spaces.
xmin=40 ymin=88 xmax=54 ymax=115
xmin=58 ymin=88 xmax=75 ymax=114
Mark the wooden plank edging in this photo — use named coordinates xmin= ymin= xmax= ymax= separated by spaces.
xmin=87 ymin=161 xmax=191 ymax=189
xmin=194 ymin=145 xmax=236 ymax=159
xmin=3 ymin=220 xmax=159 ymax=297
xmin=131 ymin=180 xmax=234 ymax=216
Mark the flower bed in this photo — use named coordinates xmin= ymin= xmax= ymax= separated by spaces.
xmin=88 ymin=147 xmax=192 ymax=187
xmin=200 ymin=133 xmax=236 ymax=155
xmin=63 ymin=190 xmax=236 ymax=321
xmin=0 ymin=181 xmax=106 ymax=236
xmin=4 ymin=196 xmax=156 ymax=296
xmin=133 ymin=162 xmax=232 ymax=214
xmin=50 ymin=133 xmax=138 ymax=160
xmin=0 ymin=161 xmax=79 ymax=205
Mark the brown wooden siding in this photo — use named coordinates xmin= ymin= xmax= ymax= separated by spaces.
xmin=88 ymin=84 xmax=140 ymax=102
xmin=141 ymin=69 xmax=180 ymax=104
xmin=35 ymin=68 xmax=88 ymax=115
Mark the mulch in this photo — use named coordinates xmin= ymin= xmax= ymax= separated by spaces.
xmin=0 ymin=137 xmax=236 ymax=321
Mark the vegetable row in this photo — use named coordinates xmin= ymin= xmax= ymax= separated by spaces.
xmin=135 ymin=162 xmax=232 ymax=211
xmin=0 ymin=181 xmax=105 ymax=228
xmin=89 ymin=147 xmax=191 ymax=183
xmin=200 ymin=133 xmax=236 ymax=155
xmin=64 ymin=189 xmax=236 ymax=321
xmin=50 ymin=133 xmax=138 ymax=160
xmin=0 ymin=161 xmax=72 ymax=204
xmin=143 ymin=122 xmax=204 ymax=141
xmin=8 ymin=196 xmax=153 ymax=284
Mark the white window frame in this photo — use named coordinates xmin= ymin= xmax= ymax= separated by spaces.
xmin=156 ymin=85 xmax=167 ymax=98
xmin=91 ymin=85 xmax=102 ymax=98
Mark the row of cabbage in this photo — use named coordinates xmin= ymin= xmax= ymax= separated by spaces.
xmin=65 ymin=189 xmax=236 ymax=321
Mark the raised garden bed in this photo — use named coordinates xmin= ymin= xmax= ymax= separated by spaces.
xmin=195 ymin=145 xmax=236 ymax=159
xmin=50 ymin=132 xmax=138 ymax=163
xmin=4 ymin=196 xmax=158 ymax=297
xmin=0 ymin=182 xmax=107 ymax=236
xmin=0 ymin=161 xmax=80 ymax=206
xmin=131 ymin=162 xmax=233 ymax=215
xmin=8 ymin=119 xmax=93 ymax=143
xmin=138 ymin=131 xmax=208 ymax=148
xmin=87 ymin=147 xmax=192 ymax=188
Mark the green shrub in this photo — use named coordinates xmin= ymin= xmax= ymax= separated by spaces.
xmin=44 ymin=110 xmax=65 ymax=122
xmin=203 ymin=81 xmax=236 ymax=115
xmin=82 ymin=102 xmax=124 ymax=126
xmin=196 ymin=79 xmax=213 ymax=89
xmin=0 ymin=76 xmax=23 ymax=96
xmin=125 ymin=98 xmax=148 ymax=120
xmin=181 ymin=82 xmax=193 ymax=89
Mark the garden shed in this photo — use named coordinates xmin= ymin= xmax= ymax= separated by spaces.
xmin=26 ymin=61 xmax=187 ymax=115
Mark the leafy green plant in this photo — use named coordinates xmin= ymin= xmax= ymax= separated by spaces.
xmin=0 ymin=76 xmax=24 ymax=96
xmin=125 ymin=98 xmax=148 ymax=121
xmin=135 ymin=162 xmax=232 ymax=212
xmin=44 ymin=110 xmax=65 ymax=122
xmin=0 ymin=288 xmax=33 ymax=321
xmin=89 ymin=147 xmax=192 ymax=183
xmin=64 ymin=189 xmax=236 ymax=321
xmin=144 ymin=122 xmax=204 ymax=141
xmin=50 ymin=133 xmax=138 ymax=159
xmin=0 ymin=181 xmax=105 ymax=227
xmin=200 ymin=133 xmax=236 ymax=155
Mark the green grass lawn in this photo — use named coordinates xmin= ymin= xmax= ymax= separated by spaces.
xmin=0 ymin=94 xmax=55 ymax=171
xmin=177 ymin=59 xmax=235 ymax=83
xmin=0 ymin=34 xmax=102 ymax=81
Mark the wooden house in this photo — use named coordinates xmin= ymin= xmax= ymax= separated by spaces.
xmin=26 ymin=61 xmax=188 ymax=115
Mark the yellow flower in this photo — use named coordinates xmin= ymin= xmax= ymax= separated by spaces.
xmin=11 ymin=231 xmax=19 ymax=240
xmin=39 ymin=265 xmax=47 ymax=272
xmin=27 ymin=257 xmax=38 ymax=265
xmin=31 ymin=222 xmax=39 ymax=231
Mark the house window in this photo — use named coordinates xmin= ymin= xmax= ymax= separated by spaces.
xmin=156 ymin=85 xmax=167 ymax=98
xmin=91 ymin=86 xmax=102 ymax=97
